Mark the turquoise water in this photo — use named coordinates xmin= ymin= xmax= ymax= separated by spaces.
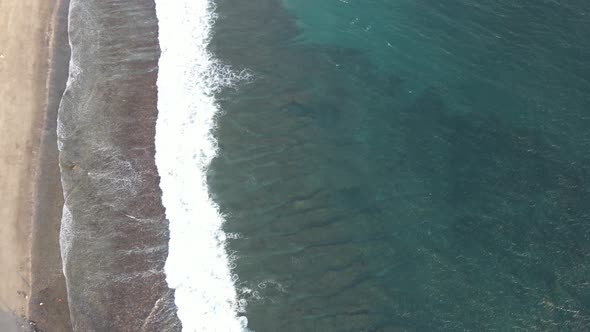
xmin=208 ymin=0 xmax=590 ymax=330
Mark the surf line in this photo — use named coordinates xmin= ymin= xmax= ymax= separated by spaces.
xmin=154 ymin=0 xmax=249 ymax=330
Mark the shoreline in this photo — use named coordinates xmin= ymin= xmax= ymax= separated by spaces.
xmin=0 ymin=0 xmax=71 ymax=330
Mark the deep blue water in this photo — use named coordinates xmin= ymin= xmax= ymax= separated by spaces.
xmin=208 ymin=0 xmax=590 ymax=330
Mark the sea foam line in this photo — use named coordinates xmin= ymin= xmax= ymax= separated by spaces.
xmin=154 ymin=0 xmax=248 ymax=331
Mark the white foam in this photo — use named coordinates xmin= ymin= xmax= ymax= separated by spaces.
xmin=154 ymin=1 xmax=249 ymax=331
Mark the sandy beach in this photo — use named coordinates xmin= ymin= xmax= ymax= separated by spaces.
xmin=0 ymin=0 xmax=71 ymax=330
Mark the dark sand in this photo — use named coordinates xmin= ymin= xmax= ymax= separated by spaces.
xmin=28 ymin=0 xmax=72 ymax=331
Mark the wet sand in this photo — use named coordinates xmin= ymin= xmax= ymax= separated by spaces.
xmin=0 ymin=0 xmax=71 ymax=330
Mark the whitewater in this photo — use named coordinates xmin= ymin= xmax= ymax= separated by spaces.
xmin=154 ymin=0 xmax=249 ymax=330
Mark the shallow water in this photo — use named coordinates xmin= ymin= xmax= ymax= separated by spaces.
xmin=58 ymin=0 xmax=180 ymax=330
xmin=207 ymin=0 xmax=590 ymax=330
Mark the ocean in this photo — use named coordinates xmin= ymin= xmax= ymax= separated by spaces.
xmin=58 ymin=0 xmax=590 ymax=331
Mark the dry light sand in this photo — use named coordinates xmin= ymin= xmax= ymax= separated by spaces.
xmin=0 ymin=0 xmax=65 ymax=330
